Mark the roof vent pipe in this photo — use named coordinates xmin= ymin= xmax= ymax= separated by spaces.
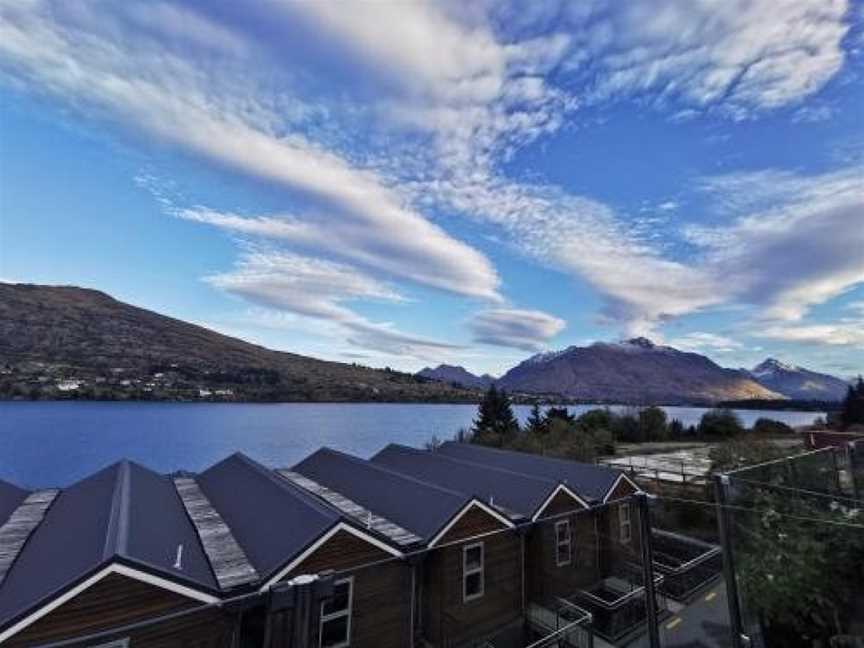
xmin=173 ymin=544 xmax=183 ymax=570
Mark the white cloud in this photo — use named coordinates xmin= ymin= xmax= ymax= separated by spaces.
xmin=470 ymin=308 xmax=565 ymax=351
xmin=207 ymin=250 xmax=464 ymax=359
xmin=568 ymin=0 xmax=851 ymax=117
xmin=669 ymin=332 xmax=744 ymax=353
xmin=687 ymin=166 xmax=864 ymax=322
xmin=0 ymin=0 xmax=502 ymax=304
xmin=758 ymin=321 xmax=864 ymax=347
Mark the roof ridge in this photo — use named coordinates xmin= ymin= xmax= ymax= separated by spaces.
xmin=0 ymin=489 xmax=60 ymax=588
xmin=173 ymin=476 xmax=259 ymax=590
xmin=103 ymin=461 xmax=131 ymax=561
xmin=312 ymin=447 xmax=472 ymax=502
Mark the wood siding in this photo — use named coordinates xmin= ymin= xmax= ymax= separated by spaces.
xmin=533 ymin=489 xmax=585 ymax=521
xmin=527 ymin=511 xmax=600 ymax=603
xmin=422 ymin=509 xmax=520 ymax=646
xmin=272 ymin=529 xmax=412 ymax=648
xmin=5 ymin=573 xmax=233 ymax=648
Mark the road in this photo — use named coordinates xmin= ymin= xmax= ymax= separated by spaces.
xmin=626 ymin=581 xmax=733 ymax=648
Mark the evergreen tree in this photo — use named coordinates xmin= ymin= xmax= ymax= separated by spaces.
xmin=525 ymin=402 xmax=546 ymax=435
xmin=841 ymin=376 xmax=864 ymax=427
xmin=471 ymin=385 xmax=520 ymax=446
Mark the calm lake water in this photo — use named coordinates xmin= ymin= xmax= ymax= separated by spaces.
xmin=0 ymin=402 xmax=824 ymax=488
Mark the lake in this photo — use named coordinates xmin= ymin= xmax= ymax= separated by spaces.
xmin=0 ymin=402 xmax=824 ymax=488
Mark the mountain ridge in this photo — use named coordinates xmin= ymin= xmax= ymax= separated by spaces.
xmin=493 ymin=337 xmax=785 ymax=404
xmin=0 ymin=283 xmax=481 ymax=402
xmin=746 ymin=357 xmax=850 ymax=401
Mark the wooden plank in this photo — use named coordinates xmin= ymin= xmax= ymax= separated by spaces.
xmin=0 ymin=489 xmax=59 ymax=586
xmin=173 ymin=478 xmax=258 ymax=590
xmin=276 ymin=470 xmax=423 ymax=547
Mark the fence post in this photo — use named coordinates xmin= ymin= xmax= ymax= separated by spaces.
xmin=714 ymin=474 xmax=745 ymax=648
xmin=636 ymin=493 xmax=660 ymax=648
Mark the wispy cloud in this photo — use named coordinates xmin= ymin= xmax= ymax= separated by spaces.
xmin=470 ymin=308 xmax=566 ymax=352
xmin=668 ymin=332 xmax=744 ymax=354
xmin=207 ymin=250 xmax=463 ymax=359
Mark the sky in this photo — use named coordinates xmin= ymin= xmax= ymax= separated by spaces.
xmin=0 ymin=0 xmax=863 ymax=378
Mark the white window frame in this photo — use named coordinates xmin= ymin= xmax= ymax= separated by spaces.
xmin=89 ymin=641 xmax=130 ymax=648
xmin=462 ymin=542 xmax=485 ymax=603
xmin=319 ymin=576 xmax=353 ymax=648
xmin=619 ymin=503 xmax=632 ymax=544
xmin=555 ymin=519 xmax=572 ymax=567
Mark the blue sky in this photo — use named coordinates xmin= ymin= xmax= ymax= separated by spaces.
xmin=1 ymin=0 xmax=863 ymax=377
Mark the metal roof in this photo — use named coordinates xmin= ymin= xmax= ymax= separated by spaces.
xmin=174 ymin=477 xmax=259 ymax=590
xmin=0 ymin=461 xmax=219 ymax=632
xmin=196 ymin=453 xmax=341 ymax=582
xmin=276 ymin=469 xmax=423 ymax=548
xmin=0 ymin=479 xmax=29 ymax=529
xmin=292 ymin=448 xmax=476 ymax=542
xmin=436 ymin=442 xmax=625 ymax=502
xmin=371 ymin=444 xmax=567 ymax=519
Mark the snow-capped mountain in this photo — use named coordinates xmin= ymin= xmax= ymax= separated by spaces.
xmin=747 ymin=358 xmax=849 ymax=401
xmin=496 ymin=338 xmax=783 ymax=404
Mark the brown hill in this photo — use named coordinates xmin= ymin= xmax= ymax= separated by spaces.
xmin=0 ymin=283 xmax=479 ymax=402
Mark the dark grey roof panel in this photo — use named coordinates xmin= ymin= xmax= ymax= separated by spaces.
xmin=292 ymin=448 xmax=471 ymax=541
xmin=0 ymin=462 xmax=120 ymax=629
xmin=0 ymin=480 xmax=28 ymax=529
xmin=0 ymin=490 xmax=58 ymax=587
xmin=123 ymin=462 xmax=218 ymax=592
xmin=0 ymin=461 xmax=222 ymax=632
xmin=437 ymin=442 xmax=624 ymax=502
xmin=174 ymin=477 xmax=259 ymax=590
xmin=196 ymin=453 xmax=339 ymax=581
xmin=276 ymin=469 xmax=423 ymax=547
xmin=372 ymin=444 xmax=560 ymax=518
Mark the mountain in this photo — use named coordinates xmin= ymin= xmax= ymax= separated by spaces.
xmin=748 ymin=358 xmax=849 ymax=401
xmin=0 ymin=283 xmax=481 ymax=402
xmin=416 ymin=364 xmax=495 ymax=389
xmin=496 ymin=337 xmax=784 ymax=404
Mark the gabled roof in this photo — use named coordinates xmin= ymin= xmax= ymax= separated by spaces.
xmin=0 ymin=479 xmax=28 ymax=528
xmin=371 ymin=444 xmax=586 ymax=520
xmin=0 ymin=461 xmax=219 ymax=636
xmin=196 ymin=453 xmax=344 ymax=583
xmin=293 ymin=448 xmax=509 ymax=544
xmin=437 ymin=441 xmax=630 ymax=503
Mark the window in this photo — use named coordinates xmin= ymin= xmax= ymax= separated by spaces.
xmin=555 ymin=519 xmax=572 ymax=566
xmin=619 ymin=503 xmax=632 ymax=544
xmin=319 ymin=577 xmax=353 ymax=648
xmin=463 ymin=542 xmax=484 ymax=602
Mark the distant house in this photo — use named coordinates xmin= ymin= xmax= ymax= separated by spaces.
xmin=55 ymin=379 xmax=80 ymax=391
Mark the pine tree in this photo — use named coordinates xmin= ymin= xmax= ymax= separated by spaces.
xmin=525 ymin=402 xmax=546 ymax=435
xmin=842 ymin=376 xmax=864 ymax=427
xmin=471 ymin=385 xmax=520 ymax=446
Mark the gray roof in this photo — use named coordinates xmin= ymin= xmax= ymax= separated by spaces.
xmin=371 ymin=443 xmax=573 ymax=519
xmin=436 ymin=442 xmax=625 ymax=502
xmin=293 ymin=448 xmax=477 ymax=543
xmin=0 ymin=480 xmax=28 ymax=528
xmin=276 ymin=470 xmax=423 ymax=548
xmin=0 ymin=461 xmax=219 ymax=632
xmin=196 ymin=453 xmax=342 ymax=582
xmin=174 ymin=477 xmax=259 ymax=590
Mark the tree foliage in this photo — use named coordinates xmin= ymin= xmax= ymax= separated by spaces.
xmin=841 ymin=376 xmax=864 ymax=428
xmin=470 ymin=385 xmax=520 ymax=446
xmin=697 ymin=408 xmax=743 ymax=437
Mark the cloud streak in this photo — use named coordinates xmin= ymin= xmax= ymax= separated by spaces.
xmin=470 ymin=308 xmax=566 ymax=352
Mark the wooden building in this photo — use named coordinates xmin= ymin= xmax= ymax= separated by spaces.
xmin=0 ymin=445 xmax=646 ymax=647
